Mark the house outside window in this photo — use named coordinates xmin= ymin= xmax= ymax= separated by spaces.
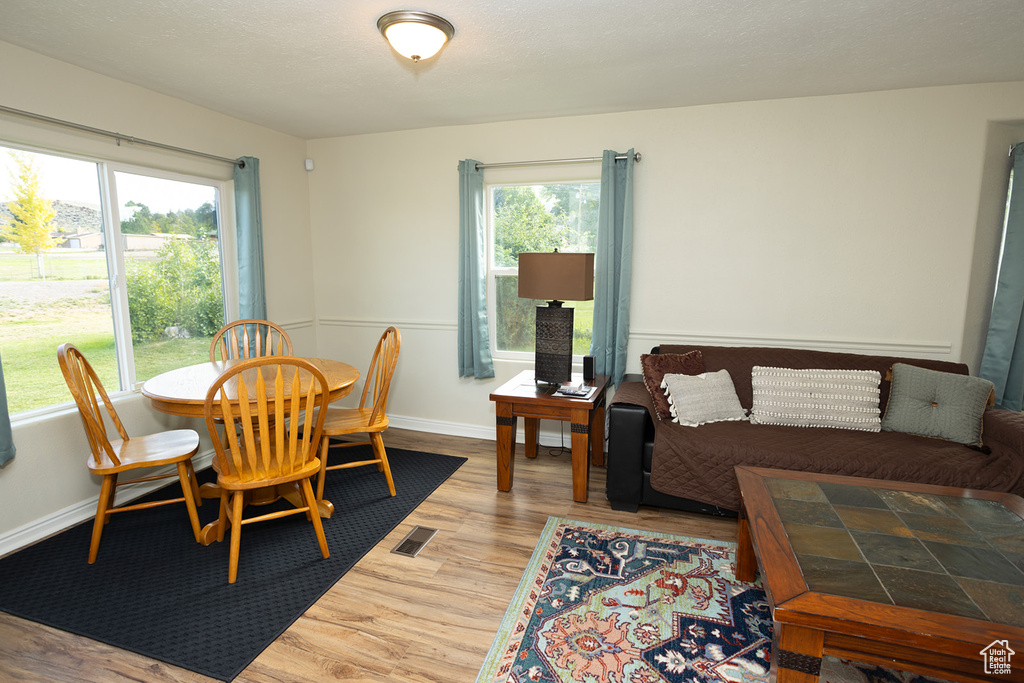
xmin=487 ymin=181 xmax=599 ymax=358
xmin=0 ymin=143 xmax=235 ymax=416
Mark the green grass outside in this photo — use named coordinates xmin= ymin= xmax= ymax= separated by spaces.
xmin=4 ymin=330 xmax=213 ymax=414
xmin=4 ymin=331 xmax=212 ymax=415
xmin=0 ymin=250 xmax=109 ymax=282
xmin=1 ymin=248 xmax=220 ymax=414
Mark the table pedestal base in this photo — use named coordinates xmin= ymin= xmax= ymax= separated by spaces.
xmin=196 ymin=481 xmax=334 ymax=545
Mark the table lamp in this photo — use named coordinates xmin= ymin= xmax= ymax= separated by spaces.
xmin=518 ymin=251 xmax=595 ymax=384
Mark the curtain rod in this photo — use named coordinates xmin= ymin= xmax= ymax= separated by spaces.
xmin=0 ymin=104 xmax=244 ymax=168
xmin=475 ymin=152 xmax=641 ymax=171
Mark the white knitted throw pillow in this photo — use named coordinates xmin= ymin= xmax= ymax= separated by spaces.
xmin=661 ymin=370 xmax=748 ymax=427
xmin=750 ymin=366 xmax=881 ymax=432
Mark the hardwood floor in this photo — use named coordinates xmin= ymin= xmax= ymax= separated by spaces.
xmin=0 ymin=429 xmax=739 ymax=682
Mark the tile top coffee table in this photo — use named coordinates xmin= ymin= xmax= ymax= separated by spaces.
xmin=735 ymin=466 xmax=1024 ymax=683
xmin=489 ymin=370 xmax=609 ymax=503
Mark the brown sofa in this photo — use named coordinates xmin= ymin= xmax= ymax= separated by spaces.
xmin=606 ymin=345 xmax=1024 ymax=515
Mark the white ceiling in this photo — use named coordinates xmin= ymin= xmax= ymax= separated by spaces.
xmin=2 ymin=1 xmax=1023 ymax=140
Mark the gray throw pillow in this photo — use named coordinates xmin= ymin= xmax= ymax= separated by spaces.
xmin=661 ymin=370 xmax=748 ymax=427
xmin=881 ymin=363 xmax=993 ymax=447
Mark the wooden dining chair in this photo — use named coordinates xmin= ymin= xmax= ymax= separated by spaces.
xmin=204 ymin=356 xmax=330 ymax=583
xmin=210 ymin=319 xmax=293 ymax=361
xmin=57 ymin=343 xmax=203 ymax=564
xmin=316 ymin=327 xmax=401 ymax=500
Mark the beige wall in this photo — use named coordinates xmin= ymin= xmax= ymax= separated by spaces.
xmin=306 ymin=82 xmax=1024 ymax=440
xmin=0 ymin=41 xmax=315 ymax=545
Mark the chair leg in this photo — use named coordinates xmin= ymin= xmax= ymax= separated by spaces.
xmin=185 ymin=460 xmax=202 ymax=508
xmin=315 ymin=436 xmax=329 ymax=501
xmin=217 ymin=489 xmax=230 ymax=543
xmin=300 ymin=477 xmax=329 ymax=559
xmin=88 ymin=474 xmax=116 ymax=563
xmin=370 ymin=432 xmax=396 ymax=497
xmin=177 ymin=462 xmax=202 ymax=543
xmin=228 ymin=491 xmax=244 ymax=583
xmin=105 ymin=473 xmax=119 ymax=523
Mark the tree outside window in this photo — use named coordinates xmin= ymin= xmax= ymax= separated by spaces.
xmin=490 ymin=182 xmax=599 ymax=355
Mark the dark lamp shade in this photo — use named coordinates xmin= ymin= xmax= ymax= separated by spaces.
xmin=517 ymin=252 xmax=595 ymax=302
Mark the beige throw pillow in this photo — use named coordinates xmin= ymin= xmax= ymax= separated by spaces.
xmin=749 ymin=366 xmax=882 ymax=432
xmin=661 ymin=370 xmax=747 ymax=427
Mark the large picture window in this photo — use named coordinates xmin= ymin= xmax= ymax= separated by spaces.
xmin=0 ymin=144 xmax=234 ymax=415
xmin=488 ymin=181 xmax=599 ymax=357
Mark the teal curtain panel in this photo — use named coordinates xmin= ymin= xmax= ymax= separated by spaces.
xmin=0 ymin=350 xmax=14 ymax=466
xmin=590 ymin=149 xmax=636 ymax=386
xmin=980 ymin=142 xmax=1024 ymax=410
xmin=457 ymin=159 xmax=495 ymax=379
xmin=233 ymin=156 xmax=267 ymax=321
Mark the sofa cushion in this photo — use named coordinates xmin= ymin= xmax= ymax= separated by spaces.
xmin=662 ymin=370 xmax=747 ymax=427
xmin=749 ymin=366 xmax=881 ymax=432
xmin=641 ymin=350 xmax=704 ymax=420
xmin=882 ymin=363 xmax=994 ymax=447
xmin=648 ymin=418 xmax=1013 ymax=512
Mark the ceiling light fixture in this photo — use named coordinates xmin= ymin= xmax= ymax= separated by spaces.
xmin=377 ymin=10 xmax=455 ymax=62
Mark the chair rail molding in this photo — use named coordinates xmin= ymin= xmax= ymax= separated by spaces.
xmin=318 ymin=317 xmax=457 ymax=332
xmin=277 ymin=318 xmax=315 ymax=333
xmin=628 ymin=329 xmax=953 ymax=359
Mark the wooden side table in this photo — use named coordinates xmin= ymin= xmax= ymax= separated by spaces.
xmin=489 ymin=370 xmax=610 ymax=503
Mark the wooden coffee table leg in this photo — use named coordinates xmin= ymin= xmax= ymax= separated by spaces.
xmin=774 ymin=624 xmax=824 ymax=683
xmin=495 ymin=402 xmax=516 ymax=492
xmin=736 ymin=506 xmax=758 ymax=582
xmin=570 ymin=407 xmax=590 ymax=503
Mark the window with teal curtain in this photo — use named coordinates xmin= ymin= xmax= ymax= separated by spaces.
xmin=0 ymin=350 xmax=14 ymax=466
xmin=457 ymin=159 xmax=495 ymax=378
xmin=233 ymin=156 xmax=267 ymax=321
xmin=980 ymin=142 xmax=1024 ymax=409
xmin=590 ymin=149 xmax=635 ymax=386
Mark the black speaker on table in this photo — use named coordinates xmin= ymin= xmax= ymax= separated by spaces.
xmin=583 ymin=355 xmax=595 ymax=382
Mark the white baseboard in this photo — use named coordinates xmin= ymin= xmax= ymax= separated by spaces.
xmin=388 ymin=414 xmax=589 ymax=449
xmin=0 ymin=450 xmax=215 ymax=558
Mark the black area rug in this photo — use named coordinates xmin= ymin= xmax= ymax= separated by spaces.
xmin=0 ymin=445 xmax=465 ymax=681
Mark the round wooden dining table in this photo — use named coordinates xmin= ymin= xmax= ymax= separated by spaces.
xmin=141 ymin=357 xmax=360 ymax=543
xmin=141 ymin=357 xmax=360 ymax=419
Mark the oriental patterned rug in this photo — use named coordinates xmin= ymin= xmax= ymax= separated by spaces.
xmin=476 ymin=517 xmax=953 ymax=683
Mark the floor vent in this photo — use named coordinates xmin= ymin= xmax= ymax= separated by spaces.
xmin=391 ymin=526 xmax=438 ymax=558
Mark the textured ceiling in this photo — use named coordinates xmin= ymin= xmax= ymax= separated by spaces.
xmin=2 ymin=1 xmax=1023 ymax=139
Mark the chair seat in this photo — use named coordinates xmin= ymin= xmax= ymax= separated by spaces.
xmin=213 ymin=452 xmax=322 ymax=490
xmin=59 ymin=342 xmax=203 ymax=563
xmin=321 ymin=407 xmax=389 ymax=435
xmin=87 ymin=429 xmax=200 ymax=474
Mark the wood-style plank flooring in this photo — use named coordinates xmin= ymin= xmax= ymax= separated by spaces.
xmin=0 ymin=429 xmax=738 ymax=682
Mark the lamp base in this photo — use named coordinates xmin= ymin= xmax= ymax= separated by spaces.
xmin=534 ymin=303 xmax=573 ymax=385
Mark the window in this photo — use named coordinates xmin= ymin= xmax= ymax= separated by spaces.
xmin=0 ymin=144 xmax=234 ymax=415
xmin=487 ymin=182 xmax=599 ymax=357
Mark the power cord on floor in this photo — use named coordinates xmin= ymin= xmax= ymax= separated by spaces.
xmin=547 ymin=421 xmax=570 ymax=457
